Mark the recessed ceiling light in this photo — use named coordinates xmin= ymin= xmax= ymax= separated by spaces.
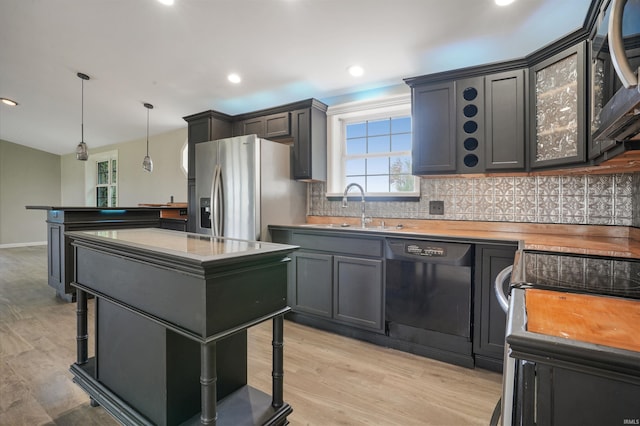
xmin=228 ymin=73 xmax=242 ymax=84
xmin=348 ymin=65 xmax=364 ymax=77
xmin=495 ymin=0 xmax=515 ymax=5
xmin=157 ymin=0 xmax=174 ymax=5
xmin=1 ymin=97 xmax=18 ymax=106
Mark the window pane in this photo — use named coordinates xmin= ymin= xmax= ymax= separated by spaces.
xmin=367 ymin=157 xmax=389 ymax=175
xmin=346 ymin=137 xmax=366 ymax=155
xmin=390 ymin=156 xmax=412 ymax=174
xmin=366 ymin=175 xmax=389 ymax=192
xmin=346 ymin=158 xmax=365 ymax=175
xmin=367 ymin=119 xmax=390 ymax=136
xmin=111 ymin=159 xmax=117 ymax=184
xmin=368 ymin=135 xmax=390 ymax=154
xmin=390 ymin=174 xmax=415 ymax=192
xmin=97 ymin=161 xmax=109 ymax=185
xmin=391 ymin=117 xmax=411 ymax=133
xmin=110 ymin=186 xmax=117 ymax=207
xmin=391 ymin=133 xmax=411 ymax=151
xmin=346 ymin=122 xmax=366 ymax=138
xmin=97 ymin=187 xmax=108 ymax=207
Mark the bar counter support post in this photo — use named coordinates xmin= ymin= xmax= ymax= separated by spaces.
xmin=200 ymin=340 xmax=217 ymax=425
xmin=272 ymin=314 xmax=284 ymax=408
xmin=75 ymin=288 xmax=88 ymax=365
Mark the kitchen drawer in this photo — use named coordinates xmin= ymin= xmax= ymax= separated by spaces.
xmin=291 ymin=232 xmax=383 ymax=258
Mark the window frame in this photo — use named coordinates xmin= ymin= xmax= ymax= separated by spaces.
xmin=326 ymin=93 xmax=419 ymax=198
xmin=84 ymin=150 xmax=119 ymax=207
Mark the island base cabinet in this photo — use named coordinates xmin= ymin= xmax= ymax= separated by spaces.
xmin=96 ymin=299 xmax=247 ymax=426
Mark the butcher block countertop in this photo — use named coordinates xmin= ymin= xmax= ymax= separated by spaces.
xmin=526 ymin=288 xmax=640 ymax=353
xmin=298 ymin=216 xmax=640 ymax=259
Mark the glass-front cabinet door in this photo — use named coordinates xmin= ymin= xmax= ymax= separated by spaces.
xmin=529 ymin=42 xmax=586 ymax=168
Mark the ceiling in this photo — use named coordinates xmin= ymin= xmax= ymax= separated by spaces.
xmin=0 ymin=0 xmax=593 ymax=156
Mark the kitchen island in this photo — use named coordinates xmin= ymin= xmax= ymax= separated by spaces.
xmin=67 ymin=228 xmax=297 ymax=426
xmin=26 ymin=206 xmax=184 ymax=301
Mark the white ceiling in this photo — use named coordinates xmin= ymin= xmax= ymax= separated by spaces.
xmin=0 ymin=0 xmax=593 ymax=156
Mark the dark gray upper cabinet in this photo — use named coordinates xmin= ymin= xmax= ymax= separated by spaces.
xmin=409 ymin=70 xmax=526 ymax=175
xmin=291 ymin=103 xmax=327 ymax=181
xmin=529 ymin=42 xmax=587 ymax=169
xmin=233 ymin=112 xmax=291 ymax=139
xmin=484 ymin=69 xmax=526 ymax=170
xmin=456 ymin=77 xmax=485 ymax=173
xmin=411 ymin=81 xmax=457 ymax=174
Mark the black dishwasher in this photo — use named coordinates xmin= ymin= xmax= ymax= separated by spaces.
xmin=385 ymin=238 xmax=474 ymax=363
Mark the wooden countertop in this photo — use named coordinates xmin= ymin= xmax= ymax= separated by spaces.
xmin=525 ymin=288 xmax=640 ymax=353
xmin=301 ymin=216 xmax=640 ymax=259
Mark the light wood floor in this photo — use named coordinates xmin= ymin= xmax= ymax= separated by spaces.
xmin=0 ymin=246 xmax=502 ymax=425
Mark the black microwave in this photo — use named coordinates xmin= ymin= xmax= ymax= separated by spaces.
xmin=590 ymin=0 xmax=640 ymax=161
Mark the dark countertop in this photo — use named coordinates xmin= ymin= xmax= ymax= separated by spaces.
xmin=67 ymin=228 xmax=298 ymax=264
xmin=26 ymin=206 xmax=164 ymax=211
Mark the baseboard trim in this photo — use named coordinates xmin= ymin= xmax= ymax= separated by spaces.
xmin=0 ymin=241 xmax=47 ymax=249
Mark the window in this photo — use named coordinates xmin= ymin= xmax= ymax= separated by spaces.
xmin=84 ymin=150 xmax=118 ymax=207
xmin=96 ymin=158 xmax=118 ymax=207
xmin=326 ymin=94 xmax=419 ymax=198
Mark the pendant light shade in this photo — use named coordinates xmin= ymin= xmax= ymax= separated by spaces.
xmin=142 ymin=102 xmax=154 ymax=172
xmin=75 ymin=72 xmax=90 ymax=161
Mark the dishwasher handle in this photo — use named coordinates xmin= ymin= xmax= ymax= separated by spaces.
xmin=494 ymin=265 xmax=513 ymax=314
xmin=385 ymin=239 xmax=473 ymax=266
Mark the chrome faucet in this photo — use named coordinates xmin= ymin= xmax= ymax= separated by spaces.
xmin=342 ymin=183 xmax=368 ymax=228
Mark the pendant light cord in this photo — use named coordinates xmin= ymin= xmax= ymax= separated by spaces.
xmin=146 ymin=106 xmax=149 ymax=155
xmin=81 ymin=77 xmax=84 ymax=142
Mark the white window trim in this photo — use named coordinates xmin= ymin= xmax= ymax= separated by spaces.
xmin=84 ymin=150 xmax=119 ymax=207
xmin=326 ymin=93 xmax=419 ymax=198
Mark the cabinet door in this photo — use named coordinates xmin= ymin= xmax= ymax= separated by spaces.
xmin=291 ymin=251 xmax=333 ymax=318
xmin=530 ymin=42 xmax=586 ymax=168
xmin=485 ymin=69 xmax=526 ymax=170
xmin=264 ymin=112 xmax=291 ymax=138
xmin=473 ymin=244 xmax=517 ymax=370
xmin=240 ymin=117 xmax=265 ymax=138
xmin=333 ymin=256 xmax=384 ymax=332
xmin=412 ymin=81 xmax=456 ymax=174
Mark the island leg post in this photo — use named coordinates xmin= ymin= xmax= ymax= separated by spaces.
xmin=272 ymin=314 xmax=284 ymax=408
xmin=200 ymin=340 xmax=217 ymax=425
xmin=76 ymin=288 xmax=88 ymax=365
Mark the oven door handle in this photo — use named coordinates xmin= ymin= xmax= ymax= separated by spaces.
xmin=609 ymin=0 xmax=639 ymax=89
xmin=495 ymin=265 xmax=513 ymax=314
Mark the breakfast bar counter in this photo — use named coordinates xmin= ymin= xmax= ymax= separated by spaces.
xmin=67 ymin=228 xmax=298 ymax=426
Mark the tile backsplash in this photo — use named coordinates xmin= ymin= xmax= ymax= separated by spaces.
xmin=309 ymin=172 xmax=639 ymax=227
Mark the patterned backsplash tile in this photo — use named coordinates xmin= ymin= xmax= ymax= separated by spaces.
xmin=309 ymin=172 xmax=639 ymax=227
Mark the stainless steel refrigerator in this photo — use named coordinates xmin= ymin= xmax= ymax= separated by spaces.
xmin=195 ymin=134 xmax=306 ymax=241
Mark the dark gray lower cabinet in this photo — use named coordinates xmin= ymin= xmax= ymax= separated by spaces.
xmin=473 ymin=244 xmax=517 ymax=371
xmin=333 ymin=256 xmax=383 ymax=331
xmin=277 ymin=230 xmax=385 ymax=333
xmin=290 ymin=251 xmax=332 ymax=318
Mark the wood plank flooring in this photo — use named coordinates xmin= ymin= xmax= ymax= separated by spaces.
xmin=0 ymin=246 xmax=502 ymax=425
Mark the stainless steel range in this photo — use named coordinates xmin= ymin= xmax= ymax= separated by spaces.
xmin=498 ymin=250 xmax=640 ymax=425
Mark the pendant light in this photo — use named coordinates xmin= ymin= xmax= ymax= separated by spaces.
xmin=75 ymin=72 xmax=90 ymax=161
xmin=142 ymin=102 xmax=154 ymax=172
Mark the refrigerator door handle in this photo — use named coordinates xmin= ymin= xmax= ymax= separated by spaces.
xmin=212 ymin=164 xmax=221 ymax=237
xmin=217 ymin=165 xmax=225 ymax=237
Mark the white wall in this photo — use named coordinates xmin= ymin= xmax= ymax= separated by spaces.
xmin=0 ymin=140 xmax=61 ymax=245
xmin=61 ymin=127 xmax=188 ymax=206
